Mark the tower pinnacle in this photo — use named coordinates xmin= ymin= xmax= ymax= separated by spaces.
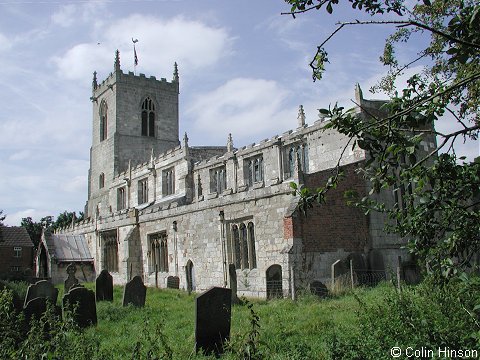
xmin=114 ymin=50 xmax=121 ymax=72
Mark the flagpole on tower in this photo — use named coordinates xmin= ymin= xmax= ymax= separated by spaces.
xmin=132 ymin=38 xmax=139 ymax=75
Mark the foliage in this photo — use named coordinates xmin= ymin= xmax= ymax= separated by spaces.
xmin=328 ymin=278 xmax=480 ymax=358
xmin=21 ymin=210 xmax=85 ymax=249
xmin=21 ymin=215 xmax=54 ymax=249
xmin=2 ymin=282 xmax=479 ymax=358
xmin=283 ymin=0 xmax=480 ymax=280
xmin=0 ymin=209 xmax=5 ymax=226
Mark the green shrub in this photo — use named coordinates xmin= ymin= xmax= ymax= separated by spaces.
xmin=328 ymin=278 xmax=480 ymax=359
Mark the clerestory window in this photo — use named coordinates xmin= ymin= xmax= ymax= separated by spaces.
xmin=141 ymin=97 xmax=155 ymax=137
xmin=163 ymin=168 xmax=175 ymax=196
xmin=210 ymin=166 xmax=227 ymax=194
xmin=245 ymin=156 xmax=264 ymax=186
xmin=138 ymin=178 xmax=148 ymax=205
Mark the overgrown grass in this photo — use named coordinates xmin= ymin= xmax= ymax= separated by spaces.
xmin=1 ymin=279 xmax=479 ymax=359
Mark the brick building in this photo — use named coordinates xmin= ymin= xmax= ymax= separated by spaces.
xmin=0 ymin=226 xmax=34 ymax=280
xmin=55 ymin=52 xmax=434 ymax=297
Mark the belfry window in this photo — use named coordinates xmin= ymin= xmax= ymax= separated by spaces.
xmin=99 ymin=173 xmax=105 ymax=189
xmin=102 ymin=231 xmax=118 ymax=272
xmin=141 ymin=97 xmax=155 ymax=137
xmin=100 ymin=100 xmax=108 ymax=141
xmin=149 ymin=232 xmax=168 ymax=273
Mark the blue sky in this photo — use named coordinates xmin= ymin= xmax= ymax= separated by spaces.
xmin=1 ymin=0 xmax=477 ymax=226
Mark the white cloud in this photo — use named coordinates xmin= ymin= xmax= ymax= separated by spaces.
xmin=51 ymin=4 xmax=76 ymax=27
xmin=186 ymin=78 xmax=294 ymax=145
xmin=53 ymin=15 xmax=233 ymax=84
xmin=8 ymin=150 xmax=31 ymax=162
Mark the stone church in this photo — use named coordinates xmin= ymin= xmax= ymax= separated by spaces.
xmin=50 ymin=51 xmax=433 ymax=298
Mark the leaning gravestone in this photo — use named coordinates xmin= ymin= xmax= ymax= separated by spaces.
xmin=96 ymin=270 xmax=113 ymax=301
xmin=228 ymin=264 xmax=240 ymax=304
xmin=122 ymin=276 xmax=146 ymax=307
xmin=310 ymin=281 xmax=328 ymax=298
xmin=195 ymin=287 xmax=232 ymax=356
xmin=63 ymin=286 xmax=97 ymax=328
xmin=24 ymin=280 xmax=59 ymax=307
xmin=166 ymin=276 xmax=180 ymax=289
xmin=64 ymin=263 xmax=79 ymax=293
xmin=23 ymin=297 xmax=62 ymax=324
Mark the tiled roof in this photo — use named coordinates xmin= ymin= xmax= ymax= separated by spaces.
xmin=43 ymin=232 xmax=93 ymax=262
xmin=0 ymin=226 xmax=33 ymax=247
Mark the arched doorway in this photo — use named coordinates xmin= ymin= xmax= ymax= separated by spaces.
xmin=266 ymin=264 xmax=282 ymax=299
xmin=37 ymin=243 xmax=49 ymax=278
xmin=186 ymin=260 xmax=195 ymax=294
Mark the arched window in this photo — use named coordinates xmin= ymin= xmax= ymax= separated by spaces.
xmin=102 ymin=231 xmax=118 ymax=272
xmin=232 ymin=225 xmax=240 ymax=269
xmin=240 ymin=223 xmax=248 ymax=269
xmin=99 ymin=173 xmax=105 ymax=189
xmin=141 ymin=97 xmax=155 ymax=137
xmin=248 ymin=222 xmax=257 ymax=269
xmin=100 ymin=101 xmax=108 ymax=141
xmin=228 ymin=221 xmax=257 ymax=270
xmin=149 ymin=232 xmax=168 ymax=273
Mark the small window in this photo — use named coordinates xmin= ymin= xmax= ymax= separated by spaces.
xmin=100 ymin=100 xmax=108 ymax=141
xmin=210 ymin=166 xmax=226 ymax=194
xmin=141 ymin=97 xmax=155 ymax=137
xmin=138 ymin=179 xmax=148 ymax=205
xmin=163 ymin=168 xmax=175 ymax=196
xmin=99 ymin=173 xmax=105 ymax=189
xmin=10 ymin=266 xmax=20 ymax=272
xmin=13 ymin=246 xmax=22 ymax=258
xmin=117 ymin=187 xmax=126 ymax=210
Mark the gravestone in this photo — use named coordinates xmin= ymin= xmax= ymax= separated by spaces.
xmin=24 ymin=280 xmax=59 ymax=307
xmin=63 ymin=286 xmax=97 ymax=328
xmin=228 ymin=264 xmax=239 ymax=304
xmin=23 ymin=297 xmax=62 ymax=324
xmin=64 ymin=263 xmax=79 ymax=293
xmin=195 ymin=287 xmax=232 ymax=356
xmin=310 ymin=281 xmax=328 ymax=298
xmin=166 ymin=276 xmax=180 ymax=289
xmin=96 ymin=270 xmax=113 ymax=301
xmin=122 ymin=275 xmax=146 ymax=307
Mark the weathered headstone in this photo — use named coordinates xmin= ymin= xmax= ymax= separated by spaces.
xmin=195 ymin=287 xmax=232 ymax=356
xmin=96 ymin=269 xmax=113 ymax=301
xmin=23 ymin=297 xmax=62 ymax=324
xmin=310 ymin=281 xmax=328 ymax=298
xmin=122 ymin=275 xmax=146 ymax=307
xmin=166 ymin=276 xmax=180 ymax=289
xmin=63 ymin=286 xmax=97 ymax=328
xmin=64 ymin=263 xmax=79 ymax=293
xmin=228 ymin=264 xmax=239 ymax=304
xmin=24 ymin=280 xmax=59 ymax=307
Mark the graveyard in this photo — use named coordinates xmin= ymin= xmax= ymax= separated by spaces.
xmin=1 ymin=271 xmax=478 ymax=359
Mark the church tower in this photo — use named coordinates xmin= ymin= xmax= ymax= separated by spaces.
xmin=86 ymin=51 xmax=180 ymax=217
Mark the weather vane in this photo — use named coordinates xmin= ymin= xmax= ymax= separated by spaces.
xmin=132 ymin=38 xmax=139 ymax=74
